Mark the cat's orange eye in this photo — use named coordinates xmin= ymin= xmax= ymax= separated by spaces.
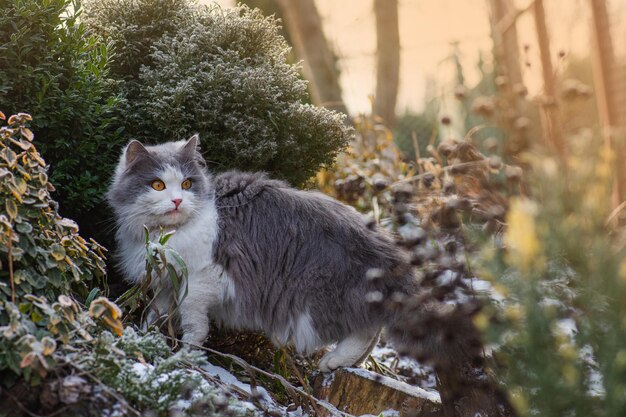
xmin=151 ymin=179 xmax=166 ymax=191
xmin=181 ymin=179 xmax=192 ymax=190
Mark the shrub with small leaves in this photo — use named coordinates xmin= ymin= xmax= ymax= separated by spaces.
xmin=84 ymin=1 xmax=351 ymax=186
xmin=0 ymin=112 xmax=112 ymax=384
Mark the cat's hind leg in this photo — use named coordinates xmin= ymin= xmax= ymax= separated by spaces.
xmin=319 ymin=331 xmax=380 ymax=372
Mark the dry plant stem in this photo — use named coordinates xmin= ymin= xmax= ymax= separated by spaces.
xmin=197 ymin=366 xmax=262 ymax=408
xmin=2 ymin=389 xmax=44 ymax=417
xmin=464 ymin=124 xmax=490 ymax=143
xmin=169 ymin=337 xmax=356 ymax=417
xmin=391 ymin=160 xmax=488 ymax=188
xmin=494 ymin=0 xmax=535 ymax=36
xmin=8 ymin=230 xmax=14 ymax=303
xmin=190 ymin=362 xmax=278 ymax=416
xmin=412 ymin=131 xmax=424 ymax=175
xmin=605 ymin=199 xmax=626 ymax=227
xmin=283 ymin=350 xmax=324 ymax=416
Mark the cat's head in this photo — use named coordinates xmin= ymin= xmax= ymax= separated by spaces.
xmin=107 ymin=134 xmax=212 ymax=230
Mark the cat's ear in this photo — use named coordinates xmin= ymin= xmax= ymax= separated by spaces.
xmin=181 ymin=134 xmax=200 ymax=159
xmin=125 ymin=140 xmax=149 ymax=165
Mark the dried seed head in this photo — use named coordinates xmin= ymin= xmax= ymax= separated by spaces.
xmin=577 ymin=83 xmax=593 ymax=99
xmin=512 ymin=83 xmax=528 ymax=97
xmin=393 ymin=186 xmax=413 ymax=203
xmin=513 ymin=117 xmax=530 ymax=131
xmin=454 ymin=85 xmax=467 ymax=100
xmin=505 ymin=165 xmax=523 ymax=182
xmin=471 ymin=96 xmax=495 ymax=117
xmin=488 ymin=155 xmax=502 ymax=170
xmin=366 ymin=268 xmax=385 ymax=281
xmin=495 ymin=76 xmax=508 ymax=88
xmin=365 ymin=291 xmax=384 ymax=304
xmin=437 ymin=140 xmax=457 ymax=157
xmin=373 ymin=177 xmax=389 ymax=191
xmin=483 ymin=136 xmax=498 ymax=152
xmin=443 ymin=180 xmax=456 ymax=194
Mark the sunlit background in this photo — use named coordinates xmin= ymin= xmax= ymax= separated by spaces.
xmin=206 ymin=0 xmax=625 ymax=115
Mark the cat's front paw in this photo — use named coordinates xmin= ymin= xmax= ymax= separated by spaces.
xmin=319 ymin=350 xmax=353 ymax=373
xmin=181 ymin=331 xmax=208 ymax=348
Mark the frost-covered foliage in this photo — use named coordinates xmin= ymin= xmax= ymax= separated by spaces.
xmin=82 ymin=0 xmax=192 ymax=81
xmin=0 ymin=112 xmax=114 ymax=384
xmin=84 ymin=1 xmax=351 ymax=186
xmin=73 ymin=328 xmax=252 ymax=417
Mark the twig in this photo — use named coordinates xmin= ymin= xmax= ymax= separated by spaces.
xmin=167 ymin=336 xmax=356 ymax=417
xmin=61 ymin=360 xmax=142 ymax=417
xmin=605 ymin=199 xmax=626 ymax=227
xmin=411 ymin=131 xmax=424 ymax=175
xmin=188 ymin=362 xmax=275 ymax=415
xmin=8 ymin=229 xmax=15 ymax=303
xmin=284 ymin=350 xmax=323 ymax=416
xmin=2 ymin=388 xmax=44 ymax=417
xmin=390 ymin=160 xmax=488 ymax=188
xmin=44 ymin=405 xmax=72 ymax=417
xmin=495 ymin=0 xmax=535 ymax=35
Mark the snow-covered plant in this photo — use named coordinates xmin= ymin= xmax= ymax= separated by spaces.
xmin=73 ymin=328 xmax=251 ymax=417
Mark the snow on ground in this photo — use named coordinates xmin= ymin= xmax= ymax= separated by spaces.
xmin=202 ymin=362 xmax=307 ymax=416
xmin=370 ymin=344 xmax=438 ymax=390
xmin=346 ymin=367 xmax=441 ymax=404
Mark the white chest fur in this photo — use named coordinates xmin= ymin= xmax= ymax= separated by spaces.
xmin=117 ymin=202 xmax=225 ymax=293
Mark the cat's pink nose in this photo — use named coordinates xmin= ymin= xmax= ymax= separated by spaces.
xmin=172 ymin=198 xmax=182 ymax=209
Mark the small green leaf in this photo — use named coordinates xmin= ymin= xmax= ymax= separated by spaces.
xmin=159 ymin=230 xmax=176 ymax=245
xmin=85 ymin=287 xmax=101 ymax=307
xmin=6 ymin=199 xmax=18 ymax=220
xmin=50 ymin=243 xmax=65 ymax=261
xmin=15 ymin=221 xmax=32 ymax=234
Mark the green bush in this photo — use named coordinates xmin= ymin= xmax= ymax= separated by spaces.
xmin=393 ymin=111 xmax=438 ymax=161
xmin=480 ymin=136 xmax=626 ymax=416
xmin=0 ymin=0 xmax=123 ymax=221
xmin=0 ymin=112 xmax=110 ymax=384
xmin=85 ymin=1 xmax=351 ymax=186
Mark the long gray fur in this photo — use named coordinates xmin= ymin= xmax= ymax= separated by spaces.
xmin=212 ymin=171 xmax=418 ymax=343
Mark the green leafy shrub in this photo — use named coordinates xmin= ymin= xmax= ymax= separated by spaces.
xmin=393 ymin=111 xmax=438 ymax=161
xmin=0 ymin=0 xmax=123 ymax=221
xmin=480 ymin=136 xmax=626 ymax=416
xmin=84 ymin=1 xmax=351 ymax=186
xmin=0 ymin=111 xmax=112 ymax=384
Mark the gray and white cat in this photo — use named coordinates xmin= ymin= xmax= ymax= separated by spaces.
xmin=107 ymin=135 xmax=418 ymax=371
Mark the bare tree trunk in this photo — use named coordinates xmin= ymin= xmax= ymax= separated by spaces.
xmin=275 ymin=0 xmax=349 ymax=116
xmin=589 ymin=0 xmax=626 ymax=211
xmin=489 ymin=0 xmax=528 ymax=158
xmin=533 ymin=0 xmax=566 ymax=158
xmin=373 ymin=0 xmax=400 ymax=128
